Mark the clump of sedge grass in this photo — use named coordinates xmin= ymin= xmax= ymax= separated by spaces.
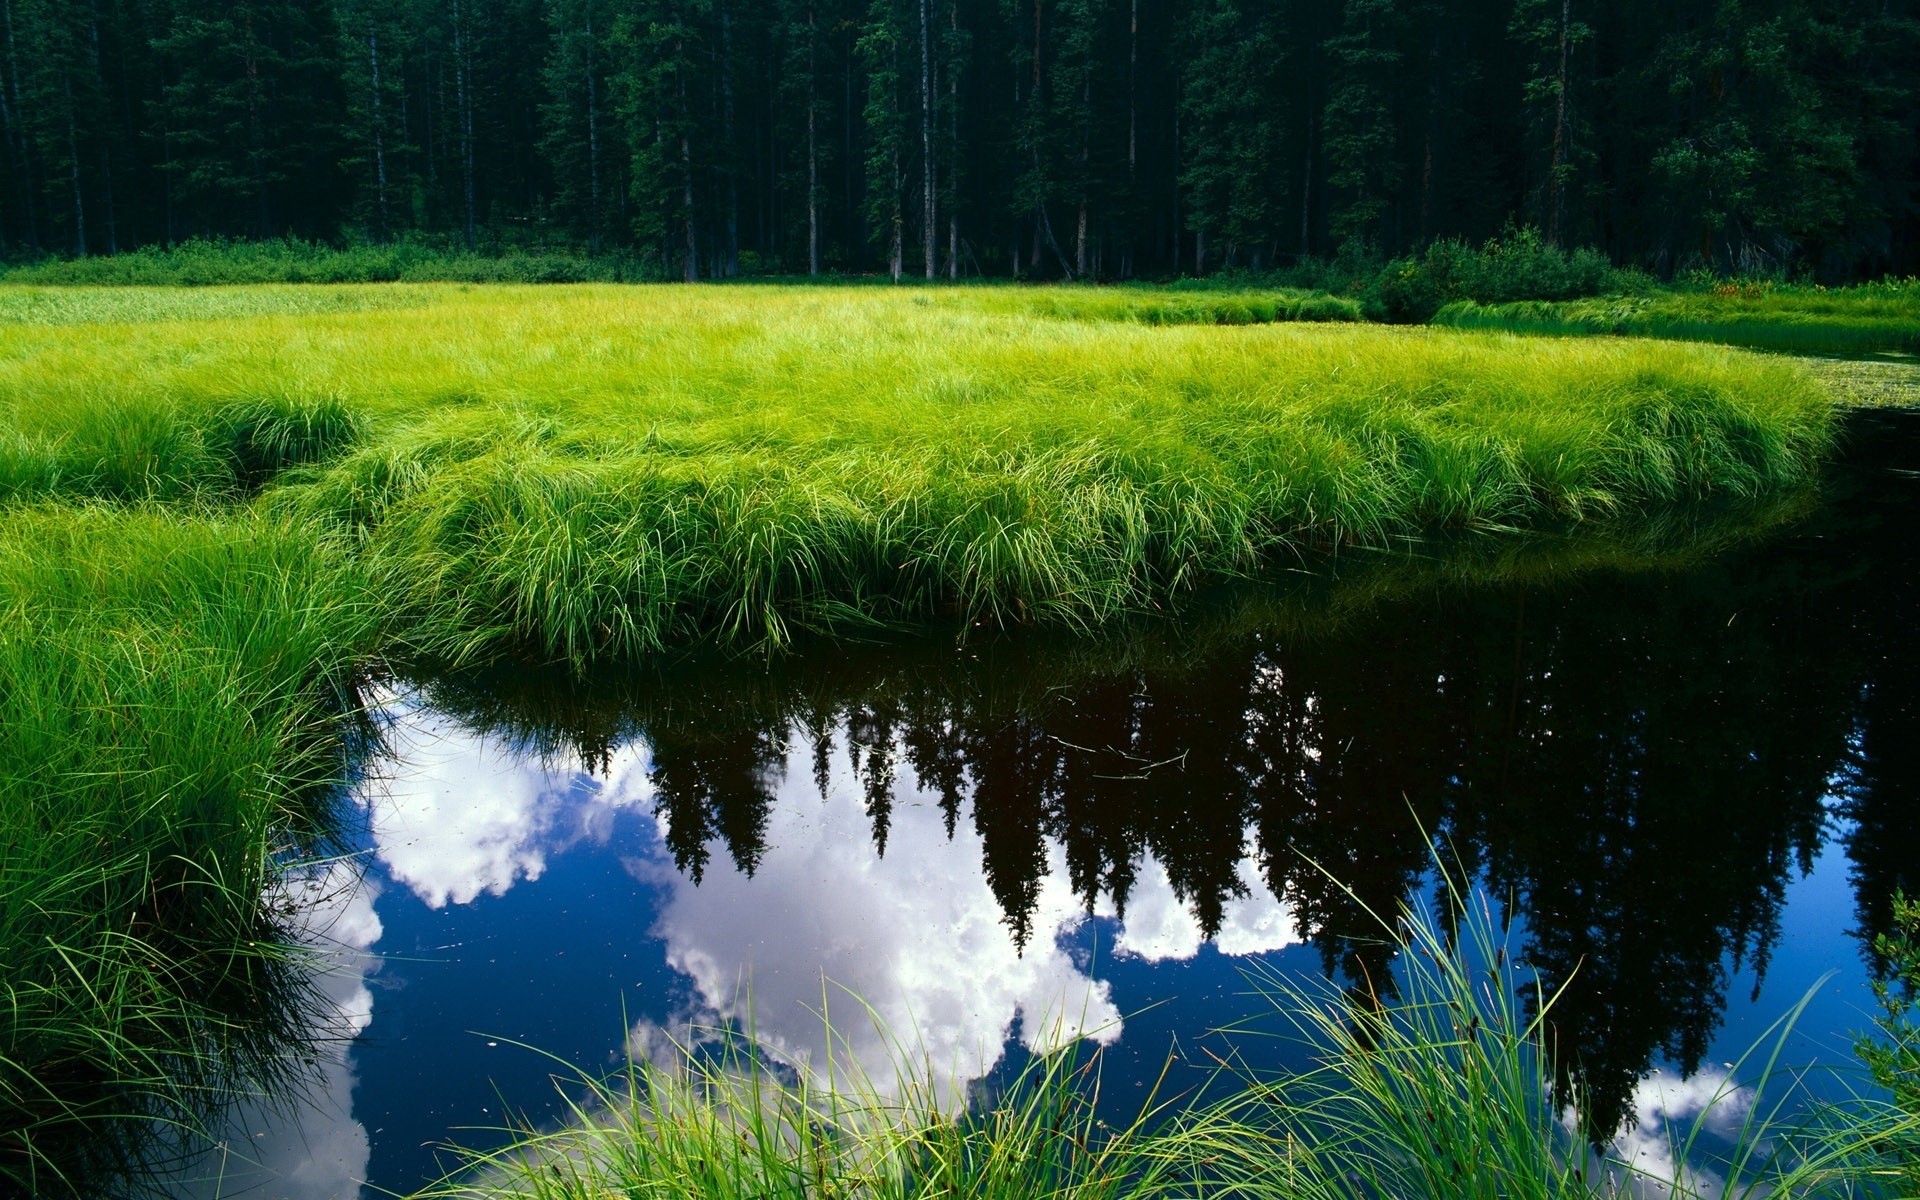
xmin=418 ymin=1005 xmax=1209 ymax=1200
xmin=1200 ymin=858 xmax=1920 ymax=1200
xmin=0 ymin=505 xmax=378 ymax=1196
xmin=0 ymin=283 xmax=1799 ymax=663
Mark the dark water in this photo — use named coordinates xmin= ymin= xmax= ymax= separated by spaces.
xmin=178 ymin=409 xmax=1920 ymax=1199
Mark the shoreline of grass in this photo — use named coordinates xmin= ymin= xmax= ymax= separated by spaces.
xmin=1 ymin=285 xmax=1839 ymax=663
xmin=1435 ymin=281 xmax=1920 ymax=356
xmin=0 ymin=283 xmax=1852 ymax=1192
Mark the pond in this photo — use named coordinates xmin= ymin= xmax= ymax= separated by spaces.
xmin=176 ymin=408 xmax=1919 ymax=1199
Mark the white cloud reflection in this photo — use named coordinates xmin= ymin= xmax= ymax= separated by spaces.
xmin=1609 ymin=1067 xmax=1756 ymax=1198
xmin=177 ymin=862 xmax=382 ymax=1200
xmin=351 ymin=700 xmax=1297 ymax=1107
xmin=358 ymin=694 xmax=653 ymax=908
xmin=628 ymin=739 xmax=1122 ymax=1105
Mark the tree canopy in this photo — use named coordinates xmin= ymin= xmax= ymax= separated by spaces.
xmin=1 ymin=0 xmax=1914 ymax=277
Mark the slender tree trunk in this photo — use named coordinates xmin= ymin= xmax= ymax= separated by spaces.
xmin=242 ymin=7 xmax=270 ymax=237
xmin=1170 ymin=86 xmax=1180 ymax=273
xmin=0 ymin=60 xmax=14 ymax=254
xmin=586 ymin=10 xmax=601 ymax=251
xmin=919 ymin=0 xmax=933 ymax=277
xmin=1547 ymin=0 xmax=1571 ymax=245
xmin=890 ymin=143 xmax=903 ymax=281
xmin=946 ymin=0 xmax=958 ymax=279
xmin=3 ymin=0 xmax=37 ymax=250
xmin=720 ymin=0 xmax=738 ymax=275
xmin=87 ymin=7 xmax=115 ymax=253
xmin=807 ymin=0 xmax=819 ymax=274
xmin=63 ymin=77 xmax=86 ymax=255
xmin=370 ymin=28 xmax=391 ymax=240
xmin=454 ymin=0 xmax=475 ymax=250
xmin=1075 ymin=76 xmax=1088 ymax=276
xmin=679 ymin=42 xmax=698 ymax=281
xmin=1419 ymin=30 xmax=1438 ymax=243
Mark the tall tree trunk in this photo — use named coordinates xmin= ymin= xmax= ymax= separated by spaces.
xmin=87 ymin=6 xmax=115 ymax=253
xmin=586 ymin=10 xmax=601 ymax=251
xmin=454 ymin=0 xmax=475 ymax=250
xmin=1075 ymin=75 xmax=1088 ymax=277
xmin=919 ymin=0 xmax=933 ymax=278
xmin=720 ymin=0 xmax=738 ymax=275
xmin=243 ymin=7 xmax=270 ymax=238
xmin=370 ymin=28 xmax=391 ymax=240
xmin=63 ymin=77 xmax=86 ymax=255
xmin=890 ymin=143 xmax=903 ymax=281
xmin=679 ymin=41 xmax=698 ymax=281
xmin=1546 ymin=0 xmax=1571 ymax=245
xmin=0 ymin=59 xmax=14 ymax=254
xmin=3 ymin=0 xmax=37 ymax=250
xmin=1419 ymin=28 xmax=1439 ymax=243
xmin=946 ymin=0 xmax=958 ymax=279
xmin=807 ymin=0 xmax=819 ymax=274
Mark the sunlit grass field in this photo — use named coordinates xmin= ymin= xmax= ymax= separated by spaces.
xmin=1 ymin=283 xmax=1834 ymax=660
xmin=0 ymin=282 xmax=1848 ymax=1192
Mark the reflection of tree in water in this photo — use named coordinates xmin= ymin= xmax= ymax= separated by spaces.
xmin=408 ymin=411 xmax=1920 ymax=1136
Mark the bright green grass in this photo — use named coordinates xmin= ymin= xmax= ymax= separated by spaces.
xmin=1434 ymin=280 xmax=1920 ymax=355
xmin=0 ymin=506 xmax=375 ymax=1195
xmin=0 ymin=283 xmax=1836 ymax=662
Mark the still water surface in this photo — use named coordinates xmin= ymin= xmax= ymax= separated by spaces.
xmin=186 ymin=409 xmax=1920 ymax=1199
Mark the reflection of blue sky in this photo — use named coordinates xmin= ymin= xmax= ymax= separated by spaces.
xmin=356 ymin=695 xmax=1300 ymax=1114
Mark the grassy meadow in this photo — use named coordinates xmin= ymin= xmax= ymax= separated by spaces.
xmin=1 ymin=283 xmax=1835 ymax=660
xmin=0 ymin=280 xmax=1856 ymax=1192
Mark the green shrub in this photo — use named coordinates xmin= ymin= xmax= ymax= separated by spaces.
xmin=1365 ymin=228 xmax=1646 ymax=323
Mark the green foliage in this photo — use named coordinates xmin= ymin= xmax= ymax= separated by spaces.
xmin=416 ymin=866 xmax=1920 ymax=1200
xmin=0 ymin=237 xmax=666 ymax=285
xmin=417 ymin=1013 xmax=1206 ymax=1200
xmin=1366 ymin=228 xmax=1644 ymax=323
xmin=1201 ymin=864 xmax=1920 ymax=1200
xmin=1856 ymin=891 xmax=1920 ymax=1192
xmin=0 ymin=283 xmax=1836 ymax=664
xmin=1435 ymin=278 xmax=1920 ymax=355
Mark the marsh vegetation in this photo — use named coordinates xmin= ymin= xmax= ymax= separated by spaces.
xmin=0 ymin=281 xmax=1898 ymax=1196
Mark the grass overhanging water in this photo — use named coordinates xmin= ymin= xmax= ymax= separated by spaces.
xmin=0 ymin=282 xmax=1868 ymax=1193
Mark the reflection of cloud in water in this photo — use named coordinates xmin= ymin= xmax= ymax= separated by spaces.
xmin=630 ymin=738 xmax=1296 ymax=1104
xmin=1579 ymin=1067 xmax=1755 ymax=1198
xmin=353 ymin=702 xmax=1297 ymax=1110
xmin=1107 ymin=848 xmax=1297 ymax=962
xmin=629 ymin=739 xmax=1116 ymax=1104
xmin=177 ymin=863 xmax=382 ymax=1200
xmin=361 ymin=697 xmax=653 ymax=908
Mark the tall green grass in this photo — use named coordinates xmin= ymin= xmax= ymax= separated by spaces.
xmin=1435 ymin=279 xmax=1920 ymax=355
xmin=0 ymin=284 xmax=1836 ymax=661
xmin=0 ymin=506 xmax=376 ymax=1195
xmin=419 ymin=1013 xmax=1208 ymax=1200
xmin=1204 ymin=870 xmax=1915 ymax=1200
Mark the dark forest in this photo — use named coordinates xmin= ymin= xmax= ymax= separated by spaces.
xmin=2 ymin=0 xmax=1915 ymax=278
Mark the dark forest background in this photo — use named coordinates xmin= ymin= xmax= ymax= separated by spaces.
xmin=1 ymin=0 xmax=1915 ymax=279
